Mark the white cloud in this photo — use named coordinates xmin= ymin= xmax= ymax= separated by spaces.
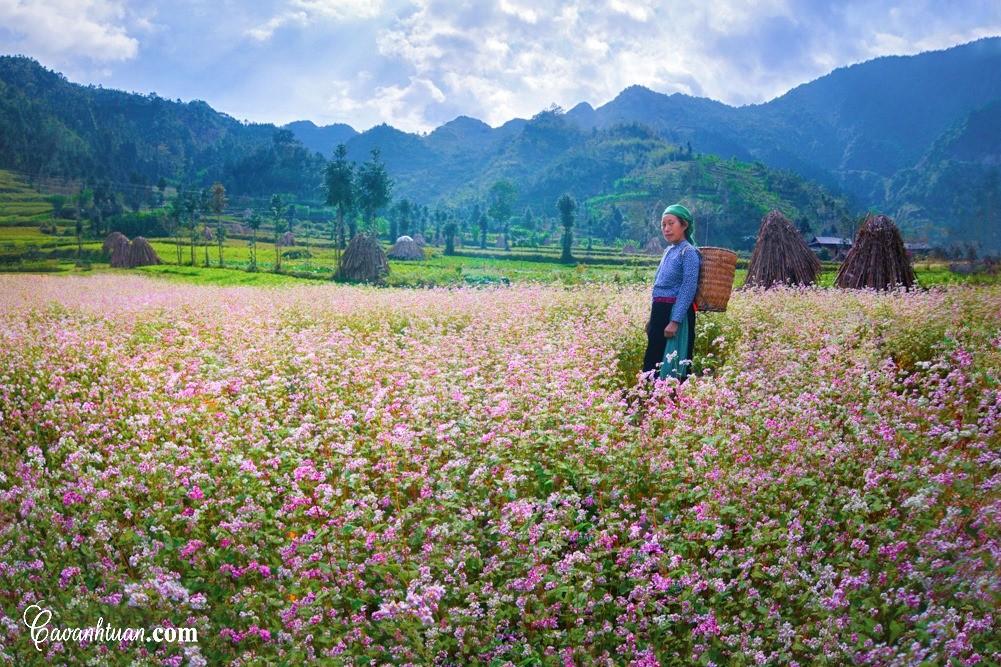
xmin=370 ymin=0 xmax=777 ymax=126
xmin=320 ymin=75 xmax=447 ymax=132
xmin=24 ymin=0 xmax=997 ymax=136
xmin=247 ymin=0 xmax=384 ymax=40
xmin=0 ymin=0 xmax=139 ymax=63
xmin=350 ymin=0 xmax=1001 ymax=130
xmin=607 ymin=0 xmax=653 ymax=23
xmin=498 ymin=0 xmax=538 ymax=24
xmin=861 ymin=24 xmax=1001 ymax=60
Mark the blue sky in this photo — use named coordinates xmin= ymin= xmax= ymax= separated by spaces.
xmin=1 ymin=1 xmax=999 ymax=134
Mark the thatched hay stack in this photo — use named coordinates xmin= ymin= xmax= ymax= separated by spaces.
xmin=835 ymin=214 xmax=915 ymax=290
xmin=388 ymin=235 xmax=423 ymax=260
xmin=338 ymin=233 xmax=389 ymax=282
xmin=103 ymin=232 xmax=131 ymax=268
xmin=744 ymin=210 xmax=821 ymax=288
xmin=412 ymin=233 xmax=427 ymax=248
xmin=103 ymin=231 xmax=128 ymax=255
xmin=621 ymin=242 xmax=638 ymax=255
xmin=280 ymin=231 xmax=295 ymax=247
xmin=127 ymin=237 xmax=161 ymax=268
xmin=643 ymin=237 xmax=665 ymax=255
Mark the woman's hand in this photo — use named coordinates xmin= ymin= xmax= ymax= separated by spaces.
xmin=663 ymin=321 xmax=679 ymax=338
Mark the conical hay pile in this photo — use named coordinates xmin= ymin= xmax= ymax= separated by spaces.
xmin=835 ymin=214 xmax=915 ymax=290
xmin=621 ymin=243 xmax=638 ymax=255
xmin=127 ymin=237 xmax=161 ymax=268
xmin=338 ymin=233 xmax=389 ymax=282
xmin=388 ymin=235 xmax=423 ymax=260
xmin=744 ymin=210 xmax=821 ymax=288
xmin=643 ymin=236 xmax=665 ymax=255
xmin=103 ymin=232 xmax=131 ymax=268
xmin=412 ymin=233 xmax=427 ymax=248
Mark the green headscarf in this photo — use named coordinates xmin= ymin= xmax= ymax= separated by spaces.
xmin=663 ymin=204 xmax=697 ymax=246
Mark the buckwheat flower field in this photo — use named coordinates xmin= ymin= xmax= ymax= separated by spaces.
xmin=1 ymin=274 xmax=999 ymax=666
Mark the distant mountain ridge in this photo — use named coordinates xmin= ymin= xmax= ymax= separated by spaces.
xmin=300 ymin=36 xmax=999 ymax=249
xmin=282 ymin=120 xmax=357 ymax=155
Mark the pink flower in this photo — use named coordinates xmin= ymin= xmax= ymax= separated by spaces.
xmin=62 ymin=491 xmax=84 ymax=506
xmin=59 ymin=566 xmax=81 ymax=588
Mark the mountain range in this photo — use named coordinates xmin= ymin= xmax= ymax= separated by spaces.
xmin=1 ymin=37 xmax=999 ymax=250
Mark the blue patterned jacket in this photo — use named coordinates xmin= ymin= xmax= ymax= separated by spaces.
xmin=651 ymin=240 xmax=701 ymax=323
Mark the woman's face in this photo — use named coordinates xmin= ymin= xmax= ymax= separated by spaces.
xmin=661 ymin=214 xmax=687 ymax=244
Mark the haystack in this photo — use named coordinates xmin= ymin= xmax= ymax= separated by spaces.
xmin=744 ymin=210 xmax=821 ymax=288
xmin=103 ymin=232 xmax=131 ymax=268
xmin=338 ymin=233 xmax=389 ymax=282
xmin=642 ymin=236 xmax=665 ymax=255
xmin=127 ymin=237 xmax=161 ymax=268
xmin=412 ymin=233 xmax=427 ymax=248
xmin=834 ymin=214 xmax=915 ymax=290
xmin=388 ymin=235 xmax=423 ymax=260
xmin=279 ymin=231 xmax=295 ymax=247
xmin=621 ymin=242 xmax=639 ymax=255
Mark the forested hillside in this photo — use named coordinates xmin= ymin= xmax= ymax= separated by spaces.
xmin=0 ymin=56 xmax=324 ymax=198
xmin=2 ymin=38 xmax=999 ymax=250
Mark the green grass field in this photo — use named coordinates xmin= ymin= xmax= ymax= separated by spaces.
xmin=0 ymin=168 xmax=997 ymax=289
xmin=0 ymin=171 xmax=54 ymax=224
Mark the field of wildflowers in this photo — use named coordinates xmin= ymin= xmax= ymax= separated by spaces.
xmin=1 ymin=274 xmax=998 ymax=665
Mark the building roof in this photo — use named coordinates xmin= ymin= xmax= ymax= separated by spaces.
xmin=809 ymin=236 xmax=852 ymax=246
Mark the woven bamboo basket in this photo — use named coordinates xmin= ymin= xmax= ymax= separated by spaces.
xmin=694 ymin=246 xmax=738 ymax=312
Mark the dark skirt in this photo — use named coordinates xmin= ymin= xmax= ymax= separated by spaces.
xmin=642 ymin=300 xmax=696 ymax=379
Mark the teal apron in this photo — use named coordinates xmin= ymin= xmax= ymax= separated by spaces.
xmin=658 ymin=308 xmax=693 ymax=381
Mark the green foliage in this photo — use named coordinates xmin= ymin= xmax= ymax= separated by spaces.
xmin=0 ymin=56 xmax=323 ymax=197
xmin=356 ymin=149 xmax=392 ymax=231
xmin=557 ymin=193 xmax=576 ymax=262
xmin=487 ymin=180 xmax=516 ymax=224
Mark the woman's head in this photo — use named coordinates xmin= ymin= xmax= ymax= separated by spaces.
xmin=661 ymin=204 xmax=696 ymax=245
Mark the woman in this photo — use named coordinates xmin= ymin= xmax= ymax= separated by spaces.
xmin=642 ymin=203 xmax=701 ymax=382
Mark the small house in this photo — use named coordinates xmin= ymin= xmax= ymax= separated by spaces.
xmin=808 ymin=236 xmax=853 ymax=260
xmin=903 ymin=242 xmax=933 ymax=258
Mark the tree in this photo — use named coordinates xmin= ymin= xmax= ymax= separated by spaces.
xmin=356 ymin=148 xmax=392 ymax=234
xmin=216 ymin=222 xmax=227 ymax=268
xmin=125 ymin=173 xmax=147 ymax=212
xmin=74 ymin=188 xmax=91 ymax=265
xmin=155 ymin=177 xmax=168 ymax=207
xmin=606 ymin=205 xmax=624 ymax=243
xmin=325 ymin=144 xmax=355 ymax=248
xmin=202 ymin=224 xmax=212 ymax=267
xmin=523 ymin=206 xmax=535 ymax=231
xmin=396 ymin=199 xmax=412 ymax=237
xmin=300 ymin=205 xmax=312 ymax=268
xmin=209 ymin=182 xmax=227 ymax=268
xmin=285 ymin=203 xmax=296 ymax=257
xmin=90 ymin=181 xmax=120 ymax=237
xmin=183 ymin=189 xmax=201 ymax=266
xmin=433 ymin=206 xmax=447 ymax=245
xmin=444 ymin=221 xmax=458 ymax=256
xmin=469 ymin=202 xmax=487 ymax=248
xmin=167 ymin=192 xmax=184 ymax=264
xmin=557 ymin=193 xmax=576 ymax=263
xmin=488 ymin=180 xmax=516 ymax=250
xmin=586 ymin=211 xmax=594 ymax=252
xmin=247 ymin=211 xmax=262 ymax=271
xmin=417 ymin=204 xmax=428 ymax=236
xmin=270 ymin=194 xmax=286 ymax=272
